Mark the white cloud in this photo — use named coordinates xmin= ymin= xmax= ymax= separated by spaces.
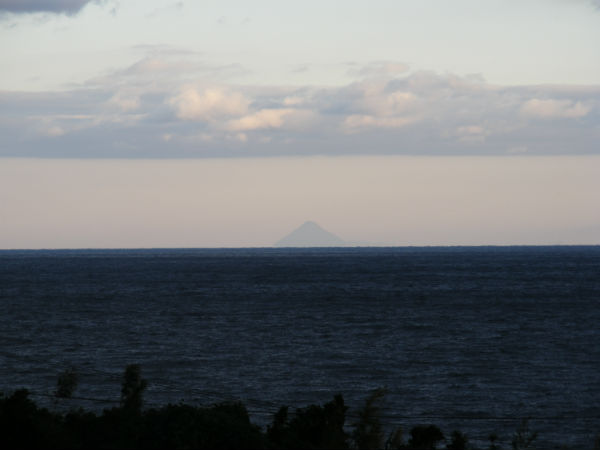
xmin=127 ymin=57 xmax=172 ymax=74
xmin=364 ymin=89 xmax=418 ymax=117
xmin=226 ymin=108 xmax=292 ymax=131
xmin=283 ymin=96 xmax=304 ymax=106
xmin=520 ymin=98 xmax=591 ymax=119
xmin=170 ymin=87 xmax=249 ymax=121
xmin=343 ymin=114 xmax=418 ymax=131
xmin=325 ymin=79 xmax=422 ymax=132
xmin=1 ymin=58 xmax=599 ymax=157
xmin=225 ymin=108 xmax=319 ymax=132
xmin=455 ymin=125 xmax=488 ymax=143
xmin=108 ymin=92 xmax=140 ymax=112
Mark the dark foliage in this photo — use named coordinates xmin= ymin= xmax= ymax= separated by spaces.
xmin=267 ymin=394 xmax=349 ymax=449
xmin=0 ymin=389 xmax=66 ymax=449
xmin=407 ymin=424 xmax=445 ymax=450
xmin=55 ymin=367 xmax=79 ymax=399
xmin=446 ymin=430 xmax=468 ymax=450
xmin=488 ymin=433 xmax=500 ymax=450
xmin=0 ymin=389 xmax=263 ymax=450
xmin=140 ymin=401 xmax=264 ymax=449
xmin=120 ymin=364 xmax=147 ymax=413
xmin=511 ymin=419 xmax=537 ymax=450
xmin=385 ymin=426 xmax=404 ymax=449
xmin=352 ymin=387 xmax=387 ymax=450
xmin=0 ymin=368 xmax=587 ymax=450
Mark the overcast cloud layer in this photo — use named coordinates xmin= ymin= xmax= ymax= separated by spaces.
xmin=0 ymin=0 xmax=98 ymax=14
xmin=1 ymin=55 xmax=598 ymax=158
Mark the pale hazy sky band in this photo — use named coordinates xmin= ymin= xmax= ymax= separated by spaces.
xmin=1 ymin=156 xmax=599 ymax=248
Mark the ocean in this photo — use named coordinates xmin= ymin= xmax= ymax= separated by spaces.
xmin=1 ymin=247 xmax=599 ymax=448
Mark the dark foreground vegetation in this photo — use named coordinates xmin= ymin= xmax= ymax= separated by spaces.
xmin=1 ymin=365 xmax=597 ymax=450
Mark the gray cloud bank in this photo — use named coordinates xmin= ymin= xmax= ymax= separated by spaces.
xmin=1 ymin=57 xmax=598 ymax=158
xmin=0 ymin=0 xmax=96 ymax=14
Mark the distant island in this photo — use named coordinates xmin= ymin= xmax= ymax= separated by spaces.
xmin=275 ymin=221 xmax=346 ymax=247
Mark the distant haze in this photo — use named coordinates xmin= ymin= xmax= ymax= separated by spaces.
xmin=275 ymin=221 xmax=346 ymax=247
xmin=1 ymin=156 xmax=598 ymax=249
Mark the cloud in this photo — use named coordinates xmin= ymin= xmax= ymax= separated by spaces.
xmin=145 ymin=1 xmax=183 ymax=18
xmin=0 ymin=0 xmax=98 ymax=15
xmin=108 ymin=92 xmax=140 ymax=112
xmin=283 ymin=96 xmax=305 ymax=106
xmin=1 ymin=58 xmax=599 ymax=158
xmin=312 ymin=79 xmax=423 ymax=131
xmin=226 ymin=108 xmax=292 ymax=131
xmin=41 ymin=125 xmax=66 ymax=137
xmin=291 ymin=65 xmax=309 ymax=74
xmin=348 ymin=61 xmax=410 ymax=78
xmin=345 ymin=81 xmax=419 ymax=118
xmin=520 ymin=98 xmax=592 ymax=119
xmin=169 ymin=85 xmax=319 ymax=135
xmin=556 ymin=0 xmax=600 ymax=11
xmin=86 ymin=54 xmax=248 ymax=90
xmin=454 ymin=125 xmax=488 ymax=143
xmin=369 ymin=90 xmax=417 ymax=118
xmin=170 ymin=87 xmax=249 ymax=121
xmin=225 ymin=108 xmax=318 ymax=132
xmin=343 ymin=114 xmax=418 ymax=131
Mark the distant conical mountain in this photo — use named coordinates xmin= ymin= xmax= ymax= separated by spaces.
xmin=275 ymin=221 xmax=346 ymax=247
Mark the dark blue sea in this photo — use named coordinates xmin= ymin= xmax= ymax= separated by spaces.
xmin=1 ymin=247 xmax=599 ymax=448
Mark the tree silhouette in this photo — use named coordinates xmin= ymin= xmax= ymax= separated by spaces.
xmin=407 ymin=424 xmax=445 ymax=449
xmin=120 ymin=364 xmax=147 ymax=413
xmin=55 ymin=367 xmax=78 ymax=399
xmin=352 ymin=387 xmax=387 ymax=450
xmin=267 ymin=395 xmax=349 ymax=449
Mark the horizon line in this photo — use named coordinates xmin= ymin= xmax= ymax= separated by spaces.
xmin=1 ymin=244 xmax=598 ymax=251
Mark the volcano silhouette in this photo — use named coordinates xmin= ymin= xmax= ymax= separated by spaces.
xmin=275 ymin=221 xmax=346 ymax=247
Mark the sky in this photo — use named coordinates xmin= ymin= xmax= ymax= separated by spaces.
xmin=1 ymin=0 xmax=599 ymax=247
